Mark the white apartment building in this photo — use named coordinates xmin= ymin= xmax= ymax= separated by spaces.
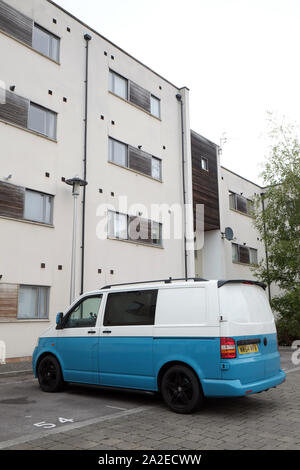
xmin=0 ymin=0 xmax=269 ymax=361
xmin=0 ymin=0 xmax=195 ymax=360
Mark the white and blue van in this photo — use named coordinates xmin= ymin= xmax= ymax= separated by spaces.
xmin=32 ymin=278 xmax=286 ymax=413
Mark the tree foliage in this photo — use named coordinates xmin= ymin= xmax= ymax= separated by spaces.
xmin=252 ymin=115 xmax=300 ymax=344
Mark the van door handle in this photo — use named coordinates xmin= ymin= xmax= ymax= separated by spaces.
xmin=88 ymin=330 xmax=96 ymax=334
xmin=102 ymin=330 xmax=111 ymax=334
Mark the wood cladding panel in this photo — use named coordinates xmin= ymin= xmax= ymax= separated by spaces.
xmin=129 ymin=146 xmax=152 ymax=176
xmin=191 ymin=131 xmax=220 ymax=231
xmin=0 ymin=181 xmax=25 ymax=219
xmin=0 ymin=0 xmax=33 ymax=45
xmin=0 ymin=89 xmax=29 ymax=128
xmin=129 ymin=81 xmax=151 ymax=113
xmin=0 ymin=283 xmax=18 ymax=318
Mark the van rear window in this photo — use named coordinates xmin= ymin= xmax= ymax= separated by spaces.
xmin=219 ymin=284 xmax=273 ymax=323
xmin=104 ymin=290 xmax=157 ymax=326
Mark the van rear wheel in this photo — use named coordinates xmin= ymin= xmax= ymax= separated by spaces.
xmin=161 ymin=365 xmax=203 ymax=414
xmin=37 ymin=355 xmax=63 ymax=393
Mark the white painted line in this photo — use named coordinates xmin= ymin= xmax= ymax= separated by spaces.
xmin=0 ymin=406 xmax=147 ymax=450
xmin=0 ymin=369 xmax=32 ymax=375
xmin=284 ymin=366 xmax=300 ymax=374
xmin=106 ymin=405 xmax=128 ymax=411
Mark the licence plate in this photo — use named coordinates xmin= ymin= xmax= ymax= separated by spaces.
xmin=238 ymin=344 xmax=259 ymax=354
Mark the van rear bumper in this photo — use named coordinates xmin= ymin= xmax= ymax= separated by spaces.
xmin=201 ymin=369 xmax=286 ymax=397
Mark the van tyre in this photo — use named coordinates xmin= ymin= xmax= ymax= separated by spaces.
xmin=161 ymin=365 xmax=203 ymax=414
xmin=37 ymin=355 xmax=63 ymax=393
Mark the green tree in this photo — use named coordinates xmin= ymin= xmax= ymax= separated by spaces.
xmin=252 ymin=115 xmax=300 ymax=345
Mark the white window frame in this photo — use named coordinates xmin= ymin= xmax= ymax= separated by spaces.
xmin=232 ymin=243 xmax=258 ymax=265
xmin=109 ymin=70 xmax=128 ymax=100
xmin=18 ymin=285 xmax=49 ymax=320
xmin=28 ymin=103 xmax=57 ymax=140
xmin=201 ymin=157 xmax=208 ymax=171
xmin=151 ymin=156 xmax=162 ymax=180
xmin=108 ymin=137 xmax=128 ymax=167
xmin=229 ymin=191 xmax=253 ymax=216
xmin=150 ymin=95 xmax=161 ymax=118
xmin=24 ymin=189 xmax=54 ymax=224
xmin=32 ymin=24 xmax=60 ymax=62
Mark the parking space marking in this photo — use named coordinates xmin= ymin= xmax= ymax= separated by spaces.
xmin=106 ymin=405 xmax=128 ymax=411
xmin=0 ymin=378 xmax=35 ymax=386
xmin=0 ymin=406 xmax=147 ymax=450
xmin=0 ymin=369 xmax=32 ymax=375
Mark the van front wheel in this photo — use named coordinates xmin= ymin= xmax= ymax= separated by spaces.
xmin=37 ymin=355 xmax=63 ymax=393
xmin=161 ymin=365 xmax=203 ymax=414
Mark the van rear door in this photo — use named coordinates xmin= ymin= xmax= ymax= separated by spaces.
xmin=218 ymin=281 xmax=280 ymax=385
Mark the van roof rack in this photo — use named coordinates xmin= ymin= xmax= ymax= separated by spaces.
xmin=101 ymin=277 xmax=208 ymax=290
xmin=217 ymin=280 xmax=266 ymax=290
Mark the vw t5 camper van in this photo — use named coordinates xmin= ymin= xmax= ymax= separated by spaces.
xmin=32 ymin=278 xmax=286 ymax=413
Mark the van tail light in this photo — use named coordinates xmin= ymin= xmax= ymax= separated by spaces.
xmin=221 ymin=337 xmax=236 ymax=359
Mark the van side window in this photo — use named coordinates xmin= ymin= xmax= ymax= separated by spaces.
xmin=64 ymin=295 xmax=102 ymax=329
xmin=104 ymin=290 xmax=157 ymax=326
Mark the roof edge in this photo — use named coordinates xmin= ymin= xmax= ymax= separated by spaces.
xmin=47 ymin=0 xmax=186 ymax=91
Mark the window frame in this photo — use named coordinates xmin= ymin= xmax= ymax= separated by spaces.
xmin=108 ymin=210 xmax=163 ymax=247
xmin=201 ymin=157 xmax=209 ymax=172
xmin=108 ymin=210 xmax=129 ymax=240
xmin=232 ymin=243 xmax=258 ymax=265
xmin=28 ymin=102 xmax=57 ymax=140
xmin=18 ymin=285 xmax=49 ymax=320
xmin=103 ymin=289 xmax=158 ymax=327
xmin=23 ymin=189 xmax=54 ymax=225
xmin=229 ymin=191 xmax=254 ymax=216
xmin=32 ymin=23 xmax=60 ymax=62
xmin=61 ymin=294 xmax=103 ymax=329
xmin=108 ymin=137 xmax=129 ymax=167
xmin=150 ymin=94 xmax=161 ymax=118
xmin=108 ymin=137 xmax=162 ymax=181
xmin=109 ymin=69 xmax=129 ymax=100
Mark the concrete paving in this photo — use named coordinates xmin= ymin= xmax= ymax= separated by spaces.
xmin=0 ymin=349 xmax=299 ymax=450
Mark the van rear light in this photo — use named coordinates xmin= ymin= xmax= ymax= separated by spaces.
xmin=221 ymin=337 xmax=236 ymax=359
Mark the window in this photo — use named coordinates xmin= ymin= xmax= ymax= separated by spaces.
xmin=63 ymin=295 xmax=102 ymax=329
xmin=108 ymin=211 xmax=163 ymax=246
xmin=150 ymin=95 xmax=160 ymax=118
xmin=232 ymin=243 xmax=258 ymax=265
xmin=151 ymin=157 xmax=162 ymax=180
xmin=109 ymin=138 xmax=128 ymax=166
xmin=28 ymin=103 xmax=57 ymax=139
xmin=152 ymin=221 xmax=162 ymax=246
xmin=18 ymin=285 xmax=49 ymax=319
xmin=104 ymin=290 xmax=157 ymax=326
xmin=229 ymin=191 xmax=253 ymax=216
xmin=109 ymin=70 xmax=128 ymax=100
xmin=32 ymin=24 xmax=60 ymax=61
xmin=108 ymin=211 xmax=128 ymax=240
xmin=201 ymin=157 xmax=208 ymax=171
xmin=250 ymin=248 xmax=258 ymax=265
xmin=109 ymin=138 xmax=162 ymax=181
xmin=24 ymin=190 xmax=53 ymax=224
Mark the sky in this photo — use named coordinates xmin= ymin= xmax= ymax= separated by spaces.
xmin=56 ymin=0 xmax=300 ymax=185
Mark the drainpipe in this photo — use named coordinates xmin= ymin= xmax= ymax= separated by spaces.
xmin=81 ymin=33 xmax=92 ymax=295
xmin=176 ymin=89 xmax=195 ymax=280
xmin=261 ymin=192 xmax=271 ymax=302
xmin=176 ymin=93 xmax=188 ymax=280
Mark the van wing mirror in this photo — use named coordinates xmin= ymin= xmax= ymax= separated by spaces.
xmin=56 ymin=312 xmax=64 ymax=329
